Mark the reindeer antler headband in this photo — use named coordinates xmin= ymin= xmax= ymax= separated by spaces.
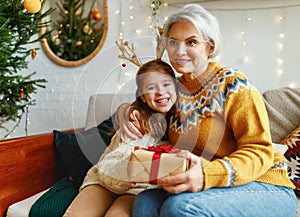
xmin=116 ymin=27 xmax=165 ymax=67
xmin=115 ymin=40 xmax=143 ymax=67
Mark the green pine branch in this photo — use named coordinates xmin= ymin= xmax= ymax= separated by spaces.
xmin=0 ymin=0 xmax=54 ymax=131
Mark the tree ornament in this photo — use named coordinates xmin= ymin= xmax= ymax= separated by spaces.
xmin=0 ymin=0 xmax=50 ymax=135
xmin=122 ymin=63 xmax=126 ymax=67
xmin=75 ymin=10 xmax=81 ymax=16
xmin=66 ymin=39 xmax=72 ymax=44
xmin=83 ymin=24 xmax=90 ymax=34
xmin=92 ymin=9 xmax=101 ymax=21
xmin=76 ymin=41 xmax=82 ymax=46
xmin=20 ymin=89 xmax=24 ymax=99
xmin=24 ymin=0 xmax=41 ymax=14
xmin=43 ymin=0 xmax=105 ymax=62
xmin=31 ymin=49 xmax=37 ymax=59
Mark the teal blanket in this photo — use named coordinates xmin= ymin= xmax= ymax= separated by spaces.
xmin=29 ymin=178 xmax=78 ymax=217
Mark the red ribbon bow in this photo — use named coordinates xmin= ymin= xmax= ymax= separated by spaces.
xmin=135 ymin=145 xmax=181 ymax=184
xmin=147 ymin=145 xmax=181 ymax=153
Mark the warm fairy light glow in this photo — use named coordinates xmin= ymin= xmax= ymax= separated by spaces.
xmin=278 ymin=43 xmax=283 ymax=51
xmin=289 ymin=82 xmax=296 ymax=88
xmin=277 ymin=58 xmax=283 ymax=66
xmin=115 ymin=0 xmax=298 ymax=89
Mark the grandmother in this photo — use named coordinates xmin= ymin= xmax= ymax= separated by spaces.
xmin=116 ymin=4 xmax=298 ymax=217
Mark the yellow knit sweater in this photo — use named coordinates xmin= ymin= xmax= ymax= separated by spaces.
xmin=168 ymin=62 xmax=295 ymax=190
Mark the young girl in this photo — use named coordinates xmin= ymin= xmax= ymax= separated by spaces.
xmin=63 ymin=59 xmax=177 ymax=217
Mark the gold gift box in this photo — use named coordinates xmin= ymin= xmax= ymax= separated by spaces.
xmin=128 ymin=147 xmax=189 ymax=184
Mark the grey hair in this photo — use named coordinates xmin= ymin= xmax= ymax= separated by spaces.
xmin=162 ymin=4 xmax=222 ymax=59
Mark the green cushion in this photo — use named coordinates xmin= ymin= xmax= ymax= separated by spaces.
xmin=29 ymin=178 xmax=78 ymax=217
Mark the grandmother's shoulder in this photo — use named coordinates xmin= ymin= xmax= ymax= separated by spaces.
xmin=217 ymin=65 xmax=252 ymax=87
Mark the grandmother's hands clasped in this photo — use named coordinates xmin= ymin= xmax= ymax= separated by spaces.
xmin=157 ymin=150 xmax=204 ymax=194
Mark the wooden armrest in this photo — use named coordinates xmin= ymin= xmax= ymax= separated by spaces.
xmin=0 ymin=129 xmax=80 ymax=217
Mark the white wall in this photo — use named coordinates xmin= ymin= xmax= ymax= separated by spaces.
xmin=2 ymin=0 xmax=300 ymax=139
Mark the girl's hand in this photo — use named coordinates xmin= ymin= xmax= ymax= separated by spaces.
xmin=116 ymin=104 xmax=143 ymax=141
xmin=157 ymin=150 xmax=204 ymax=194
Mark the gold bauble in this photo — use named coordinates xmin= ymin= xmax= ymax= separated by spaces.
xmin=83 ymin=24 xmax=90 ymax=34
xmin=76 ymin=41 xmax=82 ymax=46
xmin=24 ymin=0 xmax=41 ymax=14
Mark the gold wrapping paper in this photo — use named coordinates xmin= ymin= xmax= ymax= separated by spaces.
xmin=128 ymin=148 xmax=189 ymax=183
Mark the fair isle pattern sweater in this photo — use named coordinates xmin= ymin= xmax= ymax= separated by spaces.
xmin=168 ymin=62 xmax=295 ymax=190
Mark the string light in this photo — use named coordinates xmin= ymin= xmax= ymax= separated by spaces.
xmin=149 ymin=0 xmax=163 ymax=36
xmin=115 ymin=0 xmax=299 ymax=89
xmin=2 ymin=104 xmax=30 ymax=139
xmin=277 ymin=69 xmax=283 ymax=76
xmin=279 ymin=33 xmax=285 ymax=38
xmin=276 ymin=8 xmax=286 ymax=86
xmin=278 ymin=42 xmax=283 ymax=51
xmin=240 ymin=12 xmax=249 ymax=65
xmin=289 ymin=82 xmax=296 ymax=88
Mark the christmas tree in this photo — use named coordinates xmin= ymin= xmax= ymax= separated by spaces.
xmin=45 ymin=0 xmax=104 ymax=61
xmin=0 ymin=0 xmax=54 ymax=136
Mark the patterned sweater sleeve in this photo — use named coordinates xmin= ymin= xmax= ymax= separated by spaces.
xmin=202 ymin=75 xmax=274 ymax=190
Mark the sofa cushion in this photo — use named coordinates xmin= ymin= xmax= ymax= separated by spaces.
xmin=85 ymin=93 xmax=135 ymax=130
xmin=281 ymin=125 xmax=300 ymax=195
xmin=54 ymin=115 xmax=115 ymax=188
xmin=263 ymin=87 xmax=300 ymax=143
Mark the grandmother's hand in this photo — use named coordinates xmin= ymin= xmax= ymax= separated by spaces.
xmin=116 ymin=104 xmax=143 ymax=141
xmin=157 ymin=150 xmax=204 ymax=194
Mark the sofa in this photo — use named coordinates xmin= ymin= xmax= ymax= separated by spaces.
xmin=1 ymin=87 xmax=300 ymax=217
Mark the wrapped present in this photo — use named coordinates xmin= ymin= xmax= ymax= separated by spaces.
xmin=128 ymin=145 xmax=189 ymax=184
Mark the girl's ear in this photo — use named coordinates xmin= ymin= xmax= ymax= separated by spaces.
xmin=140 ymin=94 xmax=146 ymax=103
